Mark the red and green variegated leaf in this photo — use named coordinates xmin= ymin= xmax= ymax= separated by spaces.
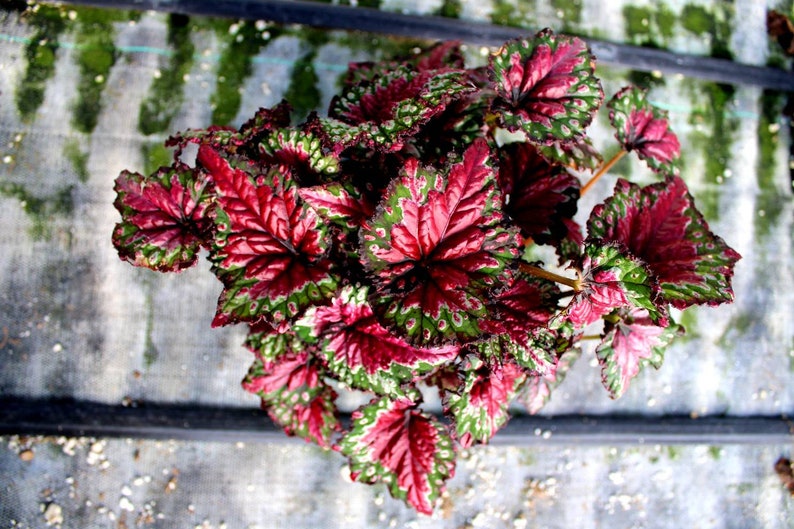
xmin=498 ymin=142 xmax=581 ymax=258
xmin=519 ymin=345 xmax=582 ymax=414
xmin=244 ymin=321 xmax=296 ymax=363
xmin=198 ymin=145 xmax=338 ymax=326
xmin=607 ymin=86 xmax=681 ymax=176
xmin=481 ymin=274 xmax=559 ymax=373
xmin=295 ymin=286 xmax=459 ymax=396
xmin=444 ymin=355 xmax=526 ymax=447
xmin=489 ymin=29 xmax=603 ymax=144
xmin=587 ymin=177 xmax=741 ymax=309
xmin=243 ymin=351 xmax=339 ymax=447
xmin=242 ymin=351 xmax=320 ymax=399
xmin=264 ymin=385 xmax=340 ymax=448
xmin=561 ymin=242 xmax=658 ymax=328
xmin=259 ymin=128 xmax=341 ymax=186
xmin=535 ymin=135 xmax=603 ymax=171
xmin=297 ymin=182 xmax=375 ymax=230
xmin=596 ymin=308 xmax=683 ymax=398
xmin=362 ymin=139 xmax=520 ymax=345
xmin=340 ymin=395 xmax=456 ymax=515
xmin=166 ymin=100 xmax=292 ymax=156
xmin=319 ymin=67 xmax=474 ymax=153
xmin=112 ymin=163 xmax=214 ymax=272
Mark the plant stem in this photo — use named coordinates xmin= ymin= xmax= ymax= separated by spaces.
xmin=520 ymin=263 xmax=582 ymax=292
xmin=580 ymin=149 xmax=627 ymax=196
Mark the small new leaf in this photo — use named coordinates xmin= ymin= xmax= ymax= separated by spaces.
xmin=596 ymin=308 xmax=683 ymax=398
xmin=340 ymin=396 xmax=456 ymax=515
xmin=490 ymin=29 xmax=603 ymax=144
xmin=561 ymin=242 xmax=657 ymax=328
xmin=608 ymin=86 xmax=681 ymax=176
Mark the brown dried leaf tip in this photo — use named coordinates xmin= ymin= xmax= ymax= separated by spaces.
xmin=774 ymin=457 xmax=794 ymax=496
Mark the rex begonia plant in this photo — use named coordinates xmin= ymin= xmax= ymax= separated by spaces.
xmin=112 ymin=28 xmax=740 ymax=514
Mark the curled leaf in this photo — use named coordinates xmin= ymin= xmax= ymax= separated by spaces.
xmin=444 ymin=355 xmax=527 ymax=447
xmin=498 ymin=142 xmax=582 ymax=261
xmin=243 ymin=352 xmax=340 ymax=448
xmin=596 ymin=308 xmax=683 ymax=398
xmin=560 ymin=242 xmax=658 ymax=328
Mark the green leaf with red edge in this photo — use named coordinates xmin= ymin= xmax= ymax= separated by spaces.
xmin=316 ymin=66 xmax=475 ymax=153
xmin=519 ymin=344 xmax=582 ymax=414
xmin=558 ymin=242 xmax=658 ymax=328
xmin=596 ymin=308 xmax=683 ymax=398
xmin=444 ymin=354 xmax=527 ymax=447
xmin=608 ymin=86 xmax=681 ymax=176
xmin=242 ymin=351 xmax=340 ymax=448
xmin=489 ymin=29 xmax=603 ymax=144
xmin=297 ymin=182 xmax=375 ymax=231
xmin=198 ymin=145 xmax=338 ymax=327
xmin=295 ymin=286 xmax=459 ymax=396
xmin=587 ymin=177 xmax=741 ymax=309
xmin=259 ymin=128 xmax=341 ymax=186
xmin=112 ymin=163 xmax=214 ymax=272
xmin=498 ymin=142 xmax=582 ymax=261
xmin=361 ymin=139 xmax=521 ymax=345
xmin=340 ymin=394 xmax=456 ymax=515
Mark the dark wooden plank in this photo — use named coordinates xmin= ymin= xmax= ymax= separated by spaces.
xmin=51 ymin=0 xmax=794 ymax=91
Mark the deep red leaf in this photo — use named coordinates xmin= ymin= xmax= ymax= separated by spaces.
xmin=498 ymin=142 xmax=581 ymax=260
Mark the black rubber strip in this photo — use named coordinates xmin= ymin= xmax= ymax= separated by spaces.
xmin=0 ymin=397 xmax=791 ymax=445
xmin=49 ymin=0 xmax=794 ymax=91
